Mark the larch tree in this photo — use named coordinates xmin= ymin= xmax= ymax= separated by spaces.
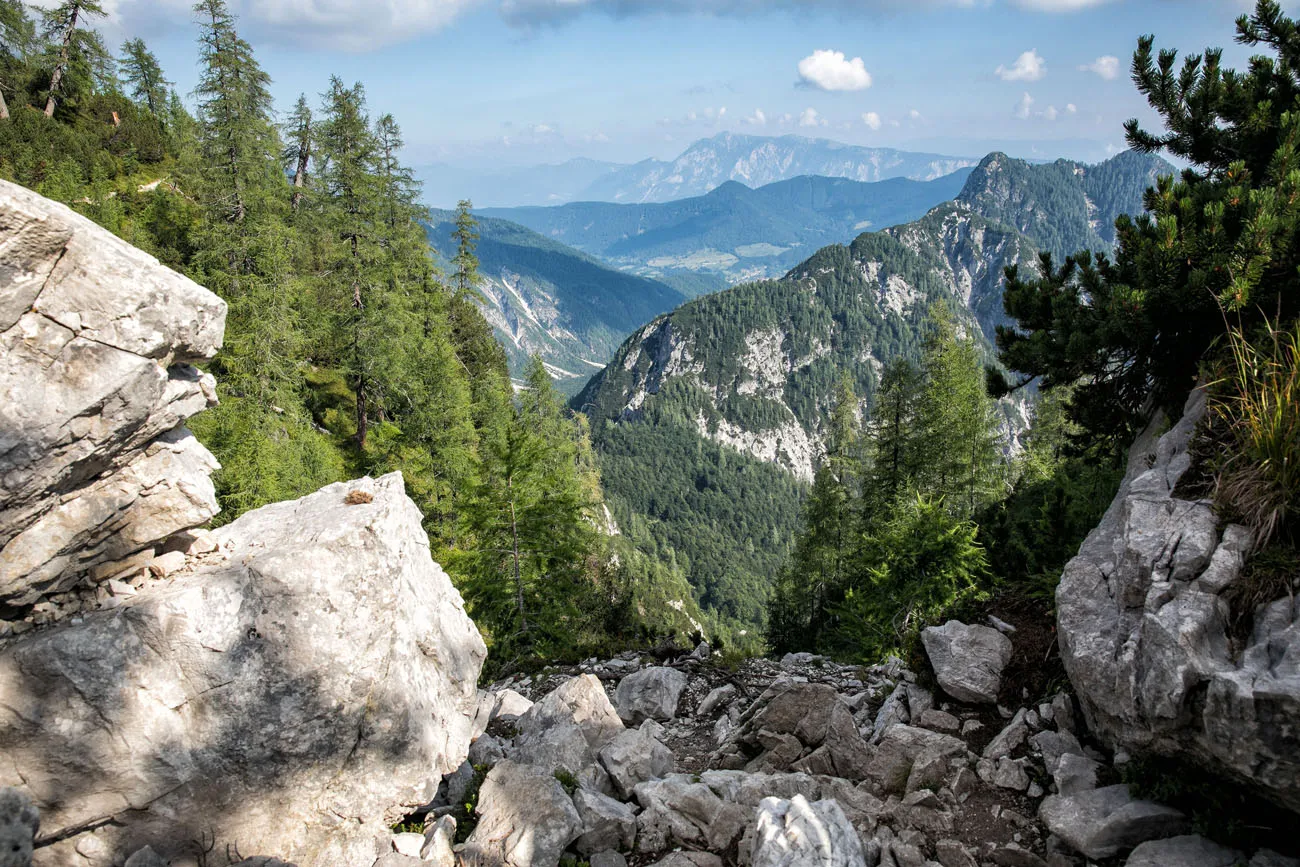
xmin=451 ymin=198 xmax=480 ymax=298
xmin=281 ymin=94 xmax=312 ymax=212
xmin=119 ymin=37 xmax=170 ymax=116
xmin=39 ymin=0 xmax=106 ymax=117
xmin=0 ymin=0 xmax=34 ymax=120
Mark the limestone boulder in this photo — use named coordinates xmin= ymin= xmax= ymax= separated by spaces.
xmin=0 ymin=180 xmax=226 ymax=604
xmin=513 ymin=674 xmax=625 ymax=774
xmin=461 ymin=760 xmax=582 ymax=867
xmin=750 ymin=795 xmax=867 ymax=867
xmin=1124 ymin=835 xmax=1242 ymax=867
xmin=0 ymin=788 xmax=38 ymax=867
xmin=921 ymin=621 xmax=1012 ymax=704
xmin=599 ymin=725 xmax=676 ymax=799
xmin=1039 ymin=785 xmax=1188 ymax=860
xmin=0 ymin=473 xmax=486 ymax=867
xmin=1057 ymin=388 xmax=1300 ymax=813
xmin=615 ymin=666 xmax=688 ymax=723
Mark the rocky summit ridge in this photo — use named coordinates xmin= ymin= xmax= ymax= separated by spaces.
xmin=2 ymin=170 xmax=1299 ymax=867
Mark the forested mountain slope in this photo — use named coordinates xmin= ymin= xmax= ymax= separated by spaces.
xmin=578 ymin=148 xmax=1173 ymax=633
xmin=480 ymin=170 xmax=974 ymax=283
xmin=424 ymin=210 xmax=686 ymax=393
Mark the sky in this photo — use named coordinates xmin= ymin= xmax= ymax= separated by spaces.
xmin=66 ymin=0 xmax=1300 ymax=169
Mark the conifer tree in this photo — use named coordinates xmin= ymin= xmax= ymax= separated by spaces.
xmin=0 ymin=0 xmax=34 ymax=120
xmin=452 ymin=198 xmax=480 ymax=298
xmin=282 ymin=94 xmax=312 ymax=212
xmin=862 ymin=357 xmax=923 ymax=519
xmin=119 ymin=37 xmax=170 ymax=116
xmin=39 ymin=0 xmax=107 ymax=117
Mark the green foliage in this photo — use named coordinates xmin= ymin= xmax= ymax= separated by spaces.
xmin=118 ymin=38 xmax=169 ymax=116
xmin=831 ymin=495 xmax=990 ymax=661
xmin=998 ymin=0 xmax=1300 ymax=446
xmin=1207 ymin=317 xmax=1300 ymax=546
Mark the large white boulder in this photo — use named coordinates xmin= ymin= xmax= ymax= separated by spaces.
xmin=460 ymin=760 xmax=582 ymax=867
xmin=0 ymin=473 xmax=486 ymax=866
xmin=1058 ymin=387 xmax=1300 ymax=814
xmin=750 ymin=795 xmax=867 ymax=867
xmin=0 ymin=180 xmax=226 ymax=604
xmin=615 ymin=666 xmax=688 ymax=723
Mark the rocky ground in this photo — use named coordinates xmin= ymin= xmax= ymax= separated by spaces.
xmin=371 ymin=618 xmax=1300 ymax=867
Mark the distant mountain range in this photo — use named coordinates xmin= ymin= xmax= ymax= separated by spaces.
xmin=416 ymin=132 xmax=979 ymax=208
xmin=480 ymin=169 xmax=974 ymax=283
xmin=574 ymin=148 xmax=1174 ymax=630
xmin=423 ymin=211 xmax=685 ymax=394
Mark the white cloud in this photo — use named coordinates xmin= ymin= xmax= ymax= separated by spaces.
xmin=1067 ymin=103 xmax=1077 ymax=113
xmin=799 ymin=107 xmax=827 ymax=127
xmin=1015 ymin=92 xmax=1034 ymax=119
xmin=1009 ymin=0 xmax=1116 ymax=9
xmin=745 ymin=108 xmax=767 ymax=126
xmin=1042 ymin=104 xmax=1058 ymax=121
xmin=797 ymin=49 xmax=872 ymax=91
xmin=862 ymin=111 xmax=882 ymax=130
xmin=237 ymin=0 xmax=476 ymax=51
xmin=996 ymin=49 xmax=1046 ymax=82
xmin=1080 ymin=55 xmax=1121 ymax=80
xmin=531 ymin=123 xmax=555 ymax=134
xmin=909 ymin=109 xmax=922 ymax=121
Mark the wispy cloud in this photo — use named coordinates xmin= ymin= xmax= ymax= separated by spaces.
xmin=996 ymin=49 xmax=1046 ymax=82
xmin=1080 ymin=55 xmax=1121 ymax=79
xmin=862 ymin=111 xmax=882 ymax=130
xmin=799 ymin=107 xmax=827 ymax=127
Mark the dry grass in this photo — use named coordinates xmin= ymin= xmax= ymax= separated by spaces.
xmin=1208 ymin=317 xmax=1300 ymax=548
xmin=344 ymin=489 xmax=374 ymax=506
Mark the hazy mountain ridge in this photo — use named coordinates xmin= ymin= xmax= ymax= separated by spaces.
xmin=424 ymin=210 xmax=685 ymax=392
xmin=415 ymin=132 xmax=977 ymax=208
xmin=480 ymin=169 xmax=975 ymax=283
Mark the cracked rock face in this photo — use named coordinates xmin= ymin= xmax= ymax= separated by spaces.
xmin=1058 ymin=387 xmax=1300 ymax=814
xmin=0 ymin=473 xmax=487 ymax=867
xmin=0 ymin=180 xmax=227 ymax=604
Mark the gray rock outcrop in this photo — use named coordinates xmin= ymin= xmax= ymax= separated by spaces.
xmin=615 ymin=666 xmax=688 ymax=723
xmin=461 ymin=760 xmax=582 ymax=867
xmin=1038 ymin=785 xmax=1188 ymax=860
xmin=1057 ymin=387 xmax=1300 ymax=813
xmin=921 ymin=620 xmax=1012 ymax=704
xmin=0 ymin=788 xmax=38 ymax=867
xmin=0 ymin=473 xmax=486 ymax=866
xmin=0 ymin=180 xmax=227 ymax=605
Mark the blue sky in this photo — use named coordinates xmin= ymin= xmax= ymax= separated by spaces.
xmin=81 ymin=0 xmax=1299 ymax=167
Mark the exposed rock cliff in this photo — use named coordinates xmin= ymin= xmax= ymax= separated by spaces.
xmin=0 ymin=179 xmax=226 ymax=606
xmin=1058 ymin=388 xmax=1300 ymax=814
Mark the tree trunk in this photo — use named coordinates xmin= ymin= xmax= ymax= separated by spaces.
xmin=508 ymin=482 xmax=528 ymax=636
xmin=290 ymin=146 xmax=308 ymax=211
xmin=0 ymin=88 xmax=9 ymax=121
xmin=44 ymin=6 xmax=80 ymax=118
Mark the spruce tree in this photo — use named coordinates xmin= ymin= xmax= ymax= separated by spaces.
xmin=452 ymin=198 xmax=480 ymax=298
xmin=862 ymin=357 xmax=923 ymax=519
xmin=0 ymin=0 xmax=34 ymax=120
xmin=119 ymin=38 xmax=170 ymax=116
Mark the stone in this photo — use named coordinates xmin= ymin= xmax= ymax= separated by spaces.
xmin=1039 ymin=785 xmax=1189 ymax=860
xmin=697 ymin=683 xmax=738 ymax=718
xmin=1252 ymin=851 xmax=1300 ymax=867
xmin=871 ymin=683 xmax=911 ymax=742
xmin=1050 ymin=694 xmax=1074 ymax=734
xmin=615 ymin=666 xmax=689 ymax=723
xmin=634 ymin=776 xmax=747 ymax=853
xmin=514 ymin=675 xmax=625 ymax=773
xmin=715 ymin=682 xmax=873 ymax=781
xmin=0 ymin=180 xmax=227 ymax=605
xmin=573 ymin=788 xmax=637 ymax=855
xmin=651 ymin=855 xmax=723 ymax=867
xmin=0 ymin=789 xmax=38 ymax=867
xmin=922 ymin=621 xmax=1013 ymax=704
xmin=461 ymin=760 xmax=582 ymax=867
xmin=391 ymin=832 xmax=424 ymax=857
xmin=991 ymin=846 xmax=1048 ymax=867
xmin=1124 ymin=835 xmax=1242 ymax=867
xmin=147 ymin=549 xmax=187 ymax=578
xmin=420 ymin=815 xmax=456 ymax=867
xmin=750 ymin=795 xmax=868 ymax=867
xmin=990 ymin=757 xmax=1030 ymax=791
xmin=1028 ymin=730 xmax=1083 ymax=774
xmin=935 ymin=838 xmax=978 ymax=867
xmin=491 ymin=688 xmax=534 ymax=721
xmin=983 ymin=709 xmax=1028 ymax=759
xmin=0 ymin=473 xmax=486 ymax=867
xmin=1057 ymin=388 xmax=1300 ymax=813
xmin=372 ymin=856 xmax=425 ymax=867
xmin=468 ymin=734 xmax=506 ymax=768
xmin=598 ymin=725 xmax=676 ymax=799
xmin=866 ymin=724 xmax=965 ymax=796
xmin=122 ymin=848 xmax=168 ymax=867
xmin=589 ymin=853 xmax=628 ymax=867
xmin=916 ymin=709 xmax=960 ymax=732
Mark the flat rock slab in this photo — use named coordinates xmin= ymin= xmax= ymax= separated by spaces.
xmin=1039 ymin=785 xmax=1189 ymax=860
xmin=1124 ymin=835 xmax=1243 ymax=867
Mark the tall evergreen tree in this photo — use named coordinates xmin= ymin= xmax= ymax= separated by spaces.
xmin=39 ymin=0 xmax=106 ymax=117
xmin=0 ymin=0 xmax=34 ymax=120
xmin=119 ymin=37 xmax=170 ymax=116
xmin=282 ymin=93 xmax=312 ymax=212
xmin=451 ymin=198 xmax=480 ymax=298
xmin=862 ymin=357 xmax=923 ymax=519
